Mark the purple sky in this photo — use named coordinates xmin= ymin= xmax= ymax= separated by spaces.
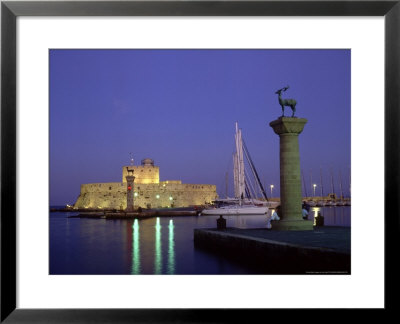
xmin=50 ymin=49 xmax=350 ymax=205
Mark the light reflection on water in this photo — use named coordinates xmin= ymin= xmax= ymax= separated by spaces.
xmin=132 ymin=218 xmax=176 ymax=274
xmin=154 ymin=217 xmax=162 ymax=274
xmin=167 ymin=219 xmax=175 ymax=274
xmin=309 ymin=206 xmax=351 ymax=227
xmin=50 ymin=206 xmax=350 ymax=275
xmin=131 ymin=219 xmax=140 ymax=274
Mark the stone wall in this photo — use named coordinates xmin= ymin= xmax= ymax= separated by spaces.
xmin=73 ymin=181 xmax=218 ymax=209
xmin=73 ymin=182 xmax=126 ymax=209
xmin=194 ymin=228 xmax=350 ymax=273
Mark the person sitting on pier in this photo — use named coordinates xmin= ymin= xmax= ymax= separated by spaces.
xmin=302 ymin=207 xmax=309 ymax=220
xmin=302 ymin=201 xmax=311 ymax=212
xmin=267 ymin=206 xmax=281 ymax=229
xmin=271 ymin=209 xmax=280 ymax=221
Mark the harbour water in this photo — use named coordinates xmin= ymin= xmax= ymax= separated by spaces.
xmin=50 ymin=206 xmax=350 ymax=275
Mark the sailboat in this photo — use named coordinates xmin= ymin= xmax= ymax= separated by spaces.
xmin=201 ymin=123 xmax=270 ymax=216
xmin=336 ymin=170 xmax=346 ymax=206
xmin=316 ymin=167 xmax=326 ymax=207
xmin=325 ymin=168 xmax=337 ymax=207
xmin=345 ymin=168 xmax=351 ymax=206
xmin=307 ymin=170 xmax=317 ymax=207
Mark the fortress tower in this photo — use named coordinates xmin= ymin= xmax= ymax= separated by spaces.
xmin=122 ymin=158 xmax=159 ymax=184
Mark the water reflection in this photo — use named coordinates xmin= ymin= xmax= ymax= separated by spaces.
xmin=167 ymin=219 xmax=175 ymax=274
xmin=131 ymin=219 xmax=140 ymax=274
xmin=313 ymin=207 xmax=321 ymax=226
xmin=310 ymin=206 xmax=350 ymax=227
xmin=128 ymin=209 xmax=349 ymax=274
xmin=154 ymin=217 xmax=162 ymax=274
xmin=51 ymin=209 xmax=350 ymax=275
xmin=129 ymin=217 xmax=176 ymax=275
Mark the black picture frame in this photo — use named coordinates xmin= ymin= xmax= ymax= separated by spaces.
xmin=1 ymin=0 xmax=399 ymax=322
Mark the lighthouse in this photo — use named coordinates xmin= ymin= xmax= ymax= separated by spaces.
xmin=125 ymin=166 xmax=135 ymax=212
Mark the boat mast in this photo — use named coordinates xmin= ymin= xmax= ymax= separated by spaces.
xmin=235 ymin=122 xmax=245 ymax=200
xmin=349 ymin=165 xmax=351 ymax=198
xmin=319 ymin=166 xmax=324 ymax=197
xmin=225 ymin=171 xmax=228 ymax=199
xmin=302 ymin=170 xmax=308 ymax=198
xmin=339 ymin=170 xmax=344 ymax=201
xmin=233 ymin=152 xmax=238 ymax=198
xmin=242 ymin=139 xmax=268 ymax=200
xmin=330 ymin=167 xmax=336 ymax=198
xmin=244 ymin=168 xmax=256 ymax=201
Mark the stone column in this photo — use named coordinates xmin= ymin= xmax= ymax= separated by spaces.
xmin=125 ymin=166 xmax=135 ymax=212
xmin=269 ymin=117 xmax=313 ymax=230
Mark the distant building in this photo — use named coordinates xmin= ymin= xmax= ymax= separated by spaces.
xmin=73 ymin=158 xmax=218 ymax=209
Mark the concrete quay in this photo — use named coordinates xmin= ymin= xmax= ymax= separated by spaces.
xmin=194 ymin=226 xmax=350 ymax=274
xmin=69 ymin=209 xmax=199 ymax=219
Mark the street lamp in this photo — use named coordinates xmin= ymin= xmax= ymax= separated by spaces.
xmin=270 ymin=184 xmax=274 ymax=198
xmin=313 ymin=184 xmax=317 ymax=196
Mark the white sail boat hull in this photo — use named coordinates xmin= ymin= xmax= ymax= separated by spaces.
xmin=201 ymin=205 xmax=268 ymax=215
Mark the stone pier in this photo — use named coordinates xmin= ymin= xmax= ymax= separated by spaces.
xmin=270 ymin=117 xmax=313 ymax=230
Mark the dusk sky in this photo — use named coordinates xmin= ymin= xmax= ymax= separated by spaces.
xmin=50 ymin=49 xmax=350 ymax=205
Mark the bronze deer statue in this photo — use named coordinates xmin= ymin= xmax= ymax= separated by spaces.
xmin=275 ymin=86 xmax=297 ymax=117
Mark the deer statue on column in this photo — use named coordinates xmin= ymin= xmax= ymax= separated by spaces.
xmin=275 ymin=86 xmax=297 ymax=117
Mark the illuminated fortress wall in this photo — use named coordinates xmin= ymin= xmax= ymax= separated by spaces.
xmin=121 ymin=158 xmax=159 ymax=184
xmin=74 ymin=182 xmax=127 ymax=209
xmin=73 ymin=158 xmax=218 ymax=209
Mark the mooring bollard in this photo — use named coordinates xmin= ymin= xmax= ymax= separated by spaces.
xmin=217 ymin=215 xmax=226 ymax=229
xmin=315 ymin=211 xmax=324 ymax=226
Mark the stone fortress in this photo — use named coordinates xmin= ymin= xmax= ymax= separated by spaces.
xmin=73 ymin=158 xmax=218 ymax=210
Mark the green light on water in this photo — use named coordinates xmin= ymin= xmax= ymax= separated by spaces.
xmin=154 ymin=217 xmax=162 ymax=274
xmin=167 ymin=219 xmax=175 ymax=274
xmin=131 ymin=219 xmax=141 ymax=274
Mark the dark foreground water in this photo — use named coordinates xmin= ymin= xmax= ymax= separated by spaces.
xmin=50 ymin=206 xmax=350 ymax=275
